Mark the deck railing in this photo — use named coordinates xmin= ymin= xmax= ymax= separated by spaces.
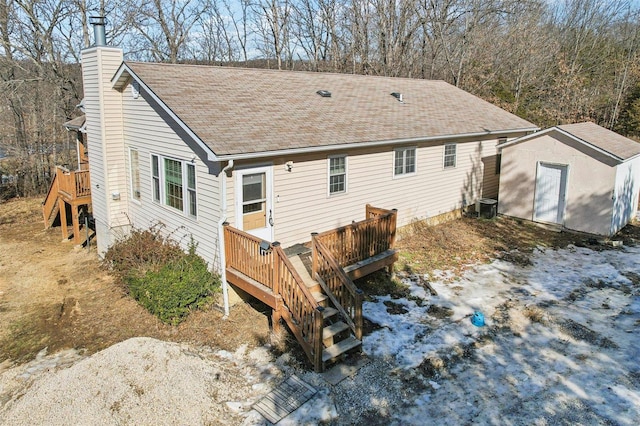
xmin=224 ymin=225 xmax=275 ymax=288
xmin=314 ymin=204 xmax=397 ymax=267
xmin=56 ymin=166 xmax=91 ymax=199
xmin=224 ymin=225 xmax=324 ymax=370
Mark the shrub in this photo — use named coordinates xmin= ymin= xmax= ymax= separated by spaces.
xmin=103 ymin=226 xmax=184 ymax=281
xmin=104 ymin=228 xmax=220 ymax=325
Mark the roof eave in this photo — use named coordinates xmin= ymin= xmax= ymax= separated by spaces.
xmin=217 ymin=127 xmax=540 ymax=161
xmin=500 ymin=126 xmax=624 ymax=163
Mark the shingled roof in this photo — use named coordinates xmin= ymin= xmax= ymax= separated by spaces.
xmin=557 ymin=122 xmax=640 ymax=161
xmin=500 ymin=122 xmax=640 ymax=163
xmin=115 ymin=62 xmax=538 ymax=158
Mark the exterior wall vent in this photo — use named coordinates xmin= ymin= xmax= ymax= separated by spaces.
xmin=391 ymin=92 xmax=403 ymax=102
xmin=316 ymin=90 xmax=331 ymax=98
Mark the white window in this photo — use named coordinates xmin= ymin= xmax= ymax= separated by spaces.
xmin=443 ymin=143 xmax=457 ymax=168
xmin=151 ymin=154 xmax=197 ymax=218
xmin=129 ymin=148 xmax=141 ymax=202
xmin=328 ymin=155 xmax=347 ymax=195
xmin=394 ymin=147 xmax=416 ymax=176
xmin=152 ymin=155 xmax=160 ymax=202
xmin=164 ymin=158 xmax=183 ymax=210
xmin=187 ymin=163 xmax=197 ymax=217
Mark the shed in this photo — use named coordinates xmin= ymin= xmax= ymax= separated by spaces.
xmin=498 ymin=122 xmax=640 ymax=236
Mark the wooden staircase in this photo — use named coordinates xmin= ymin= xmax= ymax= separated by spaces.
xmin=288 ymin=254 xmax=362 ymax=366
xmin=42 ymin=166 xmax=92 ymax=244
xmin=223 ymin=205 xmax=397 ymax=372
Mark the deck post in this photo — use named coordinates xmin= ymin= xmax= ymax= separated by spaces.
xmin=58 ymin=198 xmax=68 ymax=241
xmin=311 ymin=232 xmax=319 ymax=277
xmin=272 ymin=296 xmax=283 ymax=333
xmin=272 ymin=242 xmax=281 ymax=296
xmin=71 ymin=204 xmax=81 ymax=245
xmin=355 ymin=289 xmax=364 ymax=340
xmin=389 ymin=209 xmax=398 ymax=248
xmin=388 ymin=209 xmax=398 ymax=277
xmin=313 ymin=307 xmax=324 ymax=372
xmin=222 ymin=222 xmax=230 ymax=269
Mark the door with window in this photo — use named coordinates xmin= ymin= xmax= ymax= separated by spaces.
xmin=235 ymin=166 xmax=273 ymax=241
xmin=534 ymin=163 xmax=568 ymax=224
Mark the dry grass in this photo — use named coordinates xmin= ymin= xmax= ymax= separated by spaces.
xmin=395 ymin=215 xmax=612 ymax=279
xmin=522 ymin=306 xmax=547 ymax=324
xmin=0 ymin=197 xmax=270 ymax=364
xmin=1 ymin=196 xmax=638 ymax=365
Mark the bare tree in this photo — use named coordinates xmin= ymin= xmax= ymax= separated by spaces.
xmin=253 ymin=0 xmax=294 ymax=69
xmin=128 ymin=0 xmax=207 ymax=63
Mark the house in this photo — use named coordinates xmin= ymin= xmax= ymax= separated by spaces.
xmin=498 ymin=122 xmax=640 ymax=236
xmin=81 ymin=22 xmax=538 ymax=370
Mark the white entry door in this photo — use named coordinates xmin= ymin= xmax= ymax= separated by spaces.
xmin=235 ymin=166 xmax=274 ymax=241
xmin=534 ymin=163 xmax=568 ymax=224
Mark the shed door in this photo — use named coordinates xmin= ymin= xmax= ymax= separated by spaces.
xmin=235 ymin=166 xmax=274 ymax=241
xmin=534 ymin=163 xmax=568 ymax=224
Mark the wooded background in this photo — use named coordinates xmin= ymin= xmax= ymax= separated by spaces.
xmin=2 ymin=0 xmax=640 ymax=197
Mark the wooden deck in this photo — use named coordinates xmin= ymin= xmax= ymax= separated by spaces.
xmin=224 ymin=205 xmax=397 ymax=372
xmin=42 ymin=166 xmax=92 ymax=244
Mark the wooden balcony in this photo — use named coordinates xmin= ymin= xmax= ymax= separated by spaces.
xmin=42 ymin=166 xmax=92 ymax=244
xmin=56 ymin=167 xmax=91 ymax=201
xmin=223 ymin=205 xmax=397 ymax=372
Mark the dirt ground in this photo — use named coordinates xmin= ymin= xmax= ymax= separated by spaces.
xmin=0 ymin=198 xmax=271 ymax=366
xmin=1 ymin=197 xmax=639 ymax=368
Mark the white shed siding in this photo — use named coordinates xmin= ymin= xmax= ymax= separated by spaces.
xmin=225 ymin=138 xmax=500 ymax=247
xmin=499 ymin=133 xmax=617 ymax=235
xmin=612 ymin=157 xmax=640 ymax=234
xmin=81 ymin=47 xmax=125 ymax=255
xmin=121 ymin=82 xmax=222 ymax=270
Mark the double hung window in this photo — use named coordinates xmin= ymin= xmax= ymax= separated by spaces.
xmin=151 ymin=154 xmax=197 ymax=218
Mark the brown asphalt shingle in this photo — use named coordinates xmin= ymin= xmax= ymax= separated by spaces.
xmin=124 ymin=62 xmax=537 ymax=157
xmin=558 ymin=122 xmax=640 ymax=161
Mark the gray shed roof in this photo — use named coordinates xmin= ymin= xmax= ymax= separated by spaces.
xmin=115 ymin=62 xmax=538 ymax=158
xmin=557 ymin=122 xmax=640 ymax=161
xmin=500 ymin=122 xmax=640 ymax=163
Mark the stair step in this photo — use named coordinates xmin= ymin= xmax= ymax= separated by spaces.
xmin=322 ymin=321 xmax=349 ymax=340
xmin=289 ymin=255 xmax=316 ymax=287
xmin=322 ymin=307 xmax=339 ymax=320
xmin=322 ymin=336 xmax=362 ymax=363
xmin=312 ymin=291 xmax=327 ymax=305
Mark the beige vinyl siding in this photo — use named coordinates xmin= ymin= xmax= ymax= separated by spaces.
xmin=499 ymin=133 xmax=616 ymax=235
xmin=121 ymin=81 xmax=222 ymax=269
xmin=81 ymin=47 xmax=126 ymax=255
xmin=224 ymin=138 xmax=500 ymax=247
xmin=480 ymin=142 xmax=501 ymax=199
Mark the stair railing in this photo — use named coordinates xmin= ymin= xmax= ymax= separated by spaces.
xmin=271 ymin=243 xmax=324 ymax=371
xmin=42 ymin=171 xmax=60 ymax=228
xmin=311 ymin=234 xmax=363 ymax=340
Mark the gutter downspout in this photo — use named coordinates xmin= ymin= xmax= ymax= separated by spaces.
xmin=218 ymin=160 xmax=234 ymax=318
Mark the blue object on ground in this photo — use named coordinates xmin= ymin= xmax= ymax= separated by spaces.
xmin=471 ymin=311 xmax=485 ymax=327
